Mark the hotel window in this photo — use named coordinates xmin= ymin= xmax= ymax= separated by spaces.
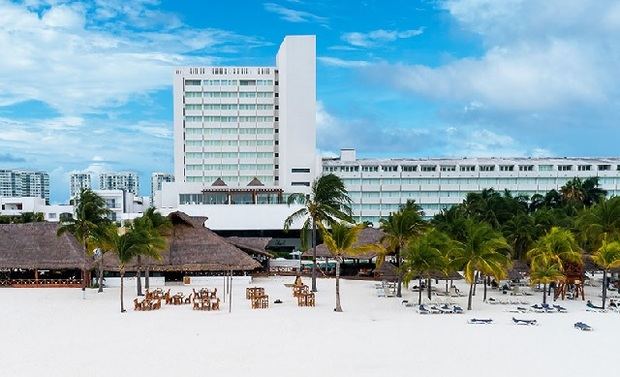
xmin=598 ymin=165 xmax=611 ymax=171
xmin=185 ymin=79 xmax=201 ymax=86
xmin=479 ymin=165 xmax=495 ymax=172
xmin=519 ymin=165 xmax=534 ymax=172
xmin=292 ymin=168 xmax=311 ymax=173
xmin=538 ymin=165 xmax=553 ymax=171
xmin=460 ymin=165 xmax=475 ymax=172
xmin=440 ymin=165 xmax=456 ymax=172
xmin=185 ymin=91 xmax=202 ymax=98
xmin=558 ymin=165 xmax=573 ymax=171
xmin=362 ymin=178 xmax=380 ymax=185
xmin=382 ymin=178 xmax=401 ymax=185
xmin=578 ymin=165 xmax=591 ymax=171
xmin=382 ymin=166 xmax=398 ymax=172
xmin=362 ymin=166 xmax=379 ymax=172
xmin=499 ymin=165 xmax=514 ymax=172
xmin=402 ymin=165 xmax=417 ymax=172
xmin=291 ymin=182 xmax=310 ymax=186
xmin=421 ymin=165 xmax=436 ymax=172
xmin=239 ymin=80 xmax=257 ymax=86
xmin=617 ymin=165 xmax=620 ymax=171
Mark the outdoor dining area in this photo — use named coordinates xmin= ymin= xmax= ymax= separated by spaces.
xmin=246 ymin=287 xmax=269 ymax=309
xmin=290 ymin=276 xmax=315 ymax=307
xmin=133 ymin=287 xmax=220 ymax=311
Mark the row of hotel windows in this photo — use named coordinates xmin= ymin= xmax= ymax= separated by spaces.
xmin=197 ymin=67 xmax=271 ymax=75
xmin=341 ymin=177 xmax=620 ymax=185
xmin=185 ymin=176 xmax=274 ymax=185
xmin=346 ymin=189 xmax=620 ymax=200
xmin=185 ymin=104 xmax=274 ymax=110
xmin=185 ymin=128 xmax=274 ymax=135
xmin=186 ymin=152 xmax=274 ymax=160
xmin=185 ymin=163 xmax=273 ymax=171
xmin=185 ymin=140 xmax=274 ymax=147
xmin=185 ymin=79 xmax=274 ymax=86
xmin=185 ymin=91 xmax=274 ymax=98
xmin=185 ymin=116 xmax=274 ymax=122
xmin=324 ymin=164 xmax=620 ymax=173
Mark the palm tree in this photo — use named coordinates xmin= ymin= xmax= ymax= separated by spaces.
xmin=132 ymin=213 xmax=169 ymax=295
xmin=402 ymin=229 xmax=449 ymax=304
xmin=101 ymin=224 xmax=141 ymax=313
xmin=284 ymin=174 xmax=352 ymax=292
xmin=379 ymin=200 xmax=425 ymax=298
xmin=503 ymin=213 xmax=536 ymax=260
xmin=591 ymin=241 xmax=620 ymax=309
xmin=321 ymin=222 xmax=377 ymax=312
xmin=451 ymin=220 xmax=511 ymax=310
xmin=527 ymin=227 xmax=582 ymax=270
xmin=89 ymin=223 xmax=114 ymax=293
xmin=132 ymin=208 xmax=171 ymax=295
xmin=529 ymin=256 xmax=565 ymax=304
xmin=577 ymin=197 xmax=620 ymax=251
xmin=57 ymin=189 xmax=109 ymax=295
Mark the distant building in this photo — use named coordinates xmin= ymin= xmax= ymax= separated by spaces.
xmin=0 ymin=197 xmax=73 ymax=222
xmin=324 ymin=148 xmax=620 ymax=223
xmin=69 ymin=172 xmax=92 ymax=198
xmin=0 ymin=169 xmax=50 ymax=204
xmin=99 ymin=171 xmax=140 ymax=196
xmin=151 ymin=172 xmax=174 ymax=205
xmin=92 ymin=190 xmax=148 ymax=223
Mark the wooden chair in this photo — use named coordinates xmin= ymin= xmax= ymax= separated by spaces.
xmin=133 ymin=298 xmax=143 ymax=311
xmin=211 ymin=298 xmax=220 ymax=311
xmin=184 ymin=293 xmax=193 ymax=304
xmin=152 ymin=299 xmax=161 ymax=310
xmin=192 ymin=297 xmax=201 ymax=310
xmin=210 ymin=288 xmax=217 ymax=299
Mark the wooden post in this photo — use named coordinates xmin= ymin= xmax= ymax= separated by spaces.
xmin=34 ymin=269 xmax=39 ymax=283
xmin=228 ymin=269 xmax=233 ymax=313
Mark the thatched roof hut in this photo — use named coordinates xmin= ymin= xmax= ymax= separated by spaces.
xmin=374 ymin=262 xmax=398 ymax=281
xmin=226 ymin=236 xmax=274 ymax=259
xmin=301 ymin=227 xmax=385 ymax=260
xmin=103 ymin=212 xmax=261 ymax=272
xmin=0 ymin=223 xmax=86 ymax=270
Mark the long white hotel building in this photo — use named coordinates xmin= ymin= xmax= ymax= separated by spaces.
xmin=324 ymin=149 xmax=620 ymax=223
xmin=158 ymin=36 xmax=316 ymax=230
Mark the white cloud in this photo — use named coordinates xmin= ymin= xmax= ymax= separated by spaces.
xmin=317 ymin=57 xmax=370 ymax=68
xmin=0 ymin=1 xmax=266 ymax=115
xmin=341 ymin=28 xmax=424 ymax=48
xmin=263 ymin=3 xmax=327 ymax=24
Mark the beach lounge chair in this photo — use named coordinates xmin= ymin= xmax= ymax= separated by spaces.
xmin=574 ymin=322 xmax=592 ymax=331
xmin=439 ymin=304 xmax=453 ymax=314
xmin=377 ymin=289 xmax=386 ymax=298
xmin=384 ymin=287 xmax=396 ymax=298
xmin=452 ymin=305 xmax=464 ymax=314
xmin=487 ymin=297 xmax=498 ymax=305
xmin=553 ymin=304 xmax=567 ymax=313
xmin=512 ymin=317 xmax=537 ymax=326
xmin=468 ymin=318 xmax=493 ymax=325
xmin=586 ymin=300 xmax=607 ymax=313
xmin=530 ymin=304 xmax=545 ymax=313
xmin=417 ymin=305 xmax=430 ymax=314
xmin=428 ymin=305 xmax=442 ymax=314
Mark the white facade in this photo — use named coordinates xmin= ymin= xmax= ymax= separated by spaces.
xmin=70 ymin=172 xmax=92 ymax=198
xmin=0 ymin=197 xmax=73 ymax=222
xmin=0 ymin=169 xmax=50 ymax=203
xmin=151 ymin=172 xmax=174 ymax=205
xmin=324 ymin=149 xmax=620 ymax=223
xmin=99 ymin=171 xmax=140 ymax=196
xmin=161 ymin=35 xmax=317 ymax=230
xmin=93 ymin=189 xmax=148 ymax=222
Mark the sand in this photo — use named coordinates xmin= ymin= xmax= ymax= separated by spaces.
xmin=0 ymin=276 xmax=617 ymax=377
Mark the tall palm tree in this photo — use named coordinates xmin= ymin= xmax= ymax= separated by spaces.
xmin=560 ymin=178 xmax=586 ymax=208
xmin=529 ymin=256 xmax=565 ymax=304
xmin=57 ymin=189 xmax=109 ymax=295
xmin=101 ymin=224 xmax=141 ymax=313
xmin=284 ymin=174 xmax=352 ymax=292
xmin=132 ymin=208 xmax=171 ymax=294
xmin=503 ymin=213 xmax=536 ymax=260
xmin=321 ymin=222 xmax=377 ymax=312
xmin=402 ymin=229 xmax=449 ymax=304
xmin=132 ymin=213 xmax=168 ymax=295
xmin=527 ymin=227 xmax=582 ymax=270
xmin=591 ymin=241 xmax=620 ymax=309
xmin=451 ymin=220 xmax=511 ymax=310
xmin=379 ymin=200 xmax=426 ymax=297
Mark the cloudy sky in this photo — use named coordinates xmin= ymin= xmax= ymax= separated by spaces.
xmin=1 ymin=0 xmax=619 ymax=202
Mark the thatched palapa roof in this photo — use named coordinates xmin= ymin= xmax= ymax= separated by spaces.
xmin=226 ymin=236 xmax=274 ymax=259
xmin=0 ymin=223 xmax=86 ymax=270
xmin=103 ymin=212 xmax=261 ymax=272
xmin=302 ymin=227 xmax=385 ymax=260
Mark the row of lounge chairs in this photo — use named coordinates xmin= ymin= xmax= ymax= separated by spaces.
xmin=375 ymin=281 xmax=396 ymax=298
xmin=468 ymin=318 xmax=593 ymax=330
xmin=487 ymin=297 xmax=530 ymax=305
xmin=415 ymin=304 xmax=464 ymax=314
xmin=508 ymin=303 xmax=567 ymax=313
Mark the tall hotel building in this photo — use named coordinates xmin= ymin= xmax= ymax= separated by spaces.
xmin=324 ymin=149 xmax=620 ymax=223
xmin=0 ymin=169 xmax=50 ymax=204
xmin=99 ymin=171 xmax=140 ymax=196
xmin=159 ymin=36 xmax=316 ymax=230
xmin=69 ymin=172 xmax=92 ymax=198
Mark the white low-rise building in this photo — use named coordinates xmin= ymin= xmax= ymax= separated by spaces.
xmin=0 ymin=197 xmax=73 ymax=222
xmin=324 ymin=148 xmax=620 ymax=223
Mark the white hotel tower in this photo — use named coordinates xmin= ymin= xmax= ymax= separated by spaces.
xmin=159 ymin=36 xmax=317 ymax=230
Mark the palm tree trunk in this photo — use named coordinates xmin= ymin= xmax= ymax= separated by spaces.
xmin=483 ymin=275 xmax=488 ymax=302
xmin=427 ymin=278 xmax=431 ymax=300
xmin=145 ymin=266 xmax=150 ymax=290
xmin=136 ymin=256 xmax=143 ymax=296
xmin=418 ymin=278 xmax=422 ymax=305
xmin=445 ymin=279 xmax=449 ymax=293
xmin=335 ymin=259 xmax=342 ymax=312
xmin=120 ymin=268 xmax=126 ymax=313
xmin=543 ymin=283 xmax=547 ymax=304
xmin=602 ymin=270 xmax=608 ymax=309
xmin=311 ymin=219 xmax=317 ymax=292
xmin=82 ymin=241 xmax=88 ymax=298
xmin=97 ymin=259 xmax=104 ymax=293
xmin=467 ymin=282 xmax=474 ymax=310
xmin=473 ymin=271 xmax=479 ymax=296
xmin=396 ymin=245 xmax=402 ymax=298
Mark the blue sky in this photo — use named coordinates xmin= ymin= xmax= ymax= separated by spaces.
xmin=1 ymin=0 xmax=619 ymax=203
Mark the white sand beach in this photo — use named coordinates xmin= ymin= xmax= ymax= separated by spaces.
xmin=1 ymin=276 xmax=617 ymax=377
